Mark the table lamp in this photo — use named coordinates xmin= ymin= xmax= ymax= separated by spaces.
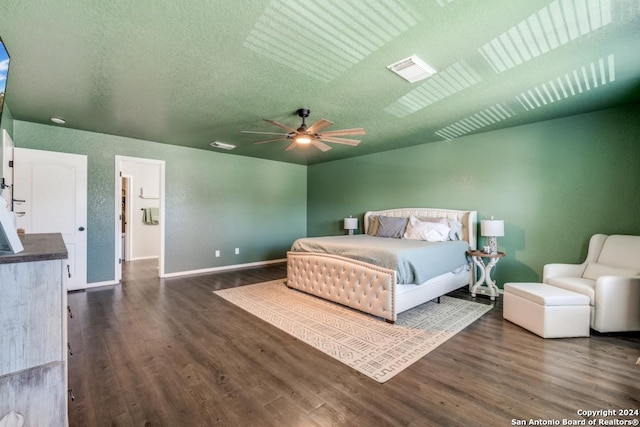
xmin=480 ymin=217 xmax=504 ymax=254
xmin=344 ymin=216 xmax=358 ymax=235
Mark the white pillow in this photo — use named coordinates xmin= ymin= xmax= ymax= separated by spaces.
xmin=404 ymin=216 xmax=451 ymax=242
xmin=447 ymin=219 xmax=463 ymax=240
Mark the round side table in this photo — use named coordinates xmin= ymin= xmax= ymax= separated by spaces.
xmin=467 ymin=250 xmax=506 ymax=301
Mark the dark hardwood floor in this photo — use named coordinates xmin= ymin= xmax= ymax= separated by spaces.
xmin=67 ymin=260 xmax=640 ymax=427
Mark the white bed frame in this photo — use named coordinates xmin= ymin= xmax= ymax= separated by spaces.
xmin=286 ymin=208 xmax=477 ymax=322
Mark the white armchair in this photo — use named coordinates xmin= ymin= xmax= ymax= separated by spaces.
xmin=543 ymin=234 xmax=640 ymax=333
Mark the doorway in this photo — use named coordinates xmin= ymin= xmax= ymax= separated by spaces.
xmin=115 ymin=156 xmax=165 ymax=282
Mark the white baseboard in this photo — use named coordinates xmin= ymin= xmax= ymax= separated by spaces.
xmin=128 ymin=256 xmax=159 ymax=261
xmin=68 ymin=279 xmax=119 ymax=292
xmin=71 ymin=258 xmax=286 ymax=291
xmin=161 ymin=258 xmax=286 ymax=278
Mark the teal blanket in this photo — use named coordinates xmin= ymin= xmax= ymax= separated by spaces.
xmin=291 ymin=235 xmax=469 ymax=285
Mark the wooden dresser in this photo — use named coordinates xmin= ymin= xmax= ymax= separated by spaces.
xmin=0 ymin=233 xmax=69 ymax=426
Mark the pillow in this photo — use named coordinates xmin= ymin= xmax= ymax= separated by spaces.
xmin=447 ymin=219 xmax=463 ymax=241
xmin=367 ymin=216 xmax=380 ymax=236
xmin=582 ymin=263 xmax=639 ymax=280
xmin=405 ymin=216 xmax=444 ymax=239
xmin=376 ymin=216 xmax=409 ymax=238
xmin=417 ymin=217 xmax=449 ymax=225
xmin=411 ymin=216 xmax=463 ymax=241
xmin=404 ymin=216 xmax=451 ymax=242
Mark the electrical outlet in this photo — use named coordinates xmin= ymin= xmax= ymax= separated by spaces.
xmin=215 ymin=250 xmax=220 ymax=257
xmin=235 ymin=248 xmax=240 ymax=255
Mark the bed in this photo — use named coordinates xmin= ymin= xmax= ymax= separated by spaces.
xmin=286 ymin=207 xmax=477 ymax=322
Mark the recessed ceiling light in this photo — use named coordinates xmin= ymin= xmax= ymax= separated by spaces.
xmin=209 ymin=141 xmax=236 ymax=150
xmin=50 ymin=117 xmax=66 ymax=124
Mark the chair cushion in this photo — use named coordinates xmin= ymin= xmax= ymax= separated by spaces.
xmin=597 ymin=235 xmax=640 ymax=270
xmin=545 ymin=277 xmax=596 ymax=305
xmin=582 ymin=263 xmax=639 ymax=281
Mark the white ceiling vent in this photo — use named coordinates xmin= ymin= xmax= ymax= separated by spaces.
xmin=387 ymin=55 xmax=437 ymax=83
xmin=209 ymin=141 xmax=236 ymax=150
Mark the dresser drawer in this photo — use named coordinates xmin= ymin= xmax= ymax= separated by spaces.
xmin=0 ymin=361 xmax=66 ymax=427
xmin=0 ymin=260 xmax=65 ymax=376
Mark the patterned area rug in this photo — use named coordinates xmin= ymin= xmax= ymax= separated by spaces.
xmin=214 ymin=279 xmax=492 ymax=383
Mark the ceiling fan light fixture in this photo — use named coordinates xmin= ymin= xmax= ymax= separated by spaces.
xmin=387 ymin=55 xmax=437 ymax=83
xmin=242 ymin=107 xmax=364 ymax=152
xmin=294 ymin=134 xmax=312 ymax=144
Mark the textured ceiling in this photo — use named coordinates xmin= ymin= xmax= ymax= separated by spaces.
xmin=0 ymin=0 xmax=638 ymax=165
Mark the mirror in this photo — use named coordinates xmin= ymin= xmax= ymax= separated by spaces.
xmin=0 ymin=37 xmax=9 ymax=124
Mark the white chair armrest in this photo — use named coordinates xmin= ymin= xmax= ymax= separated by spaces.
xmin=543 ymin=263 xmax=586 ymax=282
xmin=593 ymin=276 xmax=640 ymax=332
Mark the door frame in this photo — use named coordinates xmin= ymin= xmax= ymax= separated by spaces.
xmin=2 ymin=130 xmax=15 ymax=208
xmin=114 ymin=156 xmax=165 ymax=281
xmin=121 ymin=174 xmax=133 ymax=262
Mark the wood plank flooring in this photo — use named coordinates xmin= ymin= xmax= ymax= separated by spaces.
xmin=67 ymin=260 xmax=640 ymax=426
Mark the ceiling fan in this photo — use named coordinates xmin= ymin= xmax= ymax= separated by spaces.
xmin=241 ymin=108 xmax=365 ymax=152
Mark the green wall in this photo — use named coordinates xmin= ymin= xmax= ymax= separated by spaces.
xmin=13 ymin=121 xmax=306 ymax=283
xmin=0 ymin=103 xmax=14 ymax=137
xmin=307 ymin=104 xmax=640 ymax=287
xmin=8 ymin=104 xmax=640 ymax=288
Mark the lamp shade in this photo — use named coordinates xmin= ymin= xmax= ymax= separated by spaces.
xmin=344 ymin=217 xmax=358 ymax=231
xmin=480 ymin=219 xmax=504 ymax=237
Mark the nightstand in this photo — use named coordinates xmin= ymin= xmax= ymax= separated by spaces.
xmin=467 ymin=250 xmax=506 ymax=301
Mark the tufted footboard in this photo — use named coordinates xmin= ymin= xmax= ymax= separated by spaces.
xmin=286 ymin=251 xmax=397 ymax=321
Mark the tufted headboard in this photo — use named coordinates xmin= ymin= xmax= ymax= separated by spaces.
xmin=363 ymin=207 xmax=478 ymax=250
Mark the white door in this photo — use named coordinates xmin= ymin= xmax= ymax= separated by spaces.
xmin=13 ymin=148 xmax=88 ymax=290
xmin=2 ymin=130 xmax=15 ymax=208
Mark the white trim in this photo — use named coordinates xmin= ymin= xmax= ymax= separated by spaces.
xmin=129 ymin=255 xmax=160 ymax=261
xmin=2 ymin=130 xmax=15 ymax=210
xmin=71 ymin=279 xmax=119 ymax=291
xmin=79 ymin=259 xmax=285 ymax=290
xmin=121 ymin=174 xmax=133 ymax=262
xmin=162 ymin=258 xmax=286 ymax=278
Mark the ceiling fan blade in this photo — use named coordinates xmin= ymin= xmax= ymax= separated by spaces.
xmin=318 ymin=128 xmax=366 ymax=137
xmin=241 ymin=130 xmax=289 ymax=135
xmin=264 ymin=119 xmax=297 ymax=133
xmin=319 ymin=136 xmax=361 ymax=146
xmin=306 ymin=118 xmax=334 ymax=134
xmin=311 ymin=140 xmax=332 ymax=152
xmin=252 ymin=137 xmax=289 ymax=145
xmin=285 ymin=141 xmax=298 ymax=151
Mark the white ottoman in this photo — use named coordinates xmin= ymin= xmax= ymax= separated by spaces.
xmin=503 ymin=282 xmax=590 ymax=338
